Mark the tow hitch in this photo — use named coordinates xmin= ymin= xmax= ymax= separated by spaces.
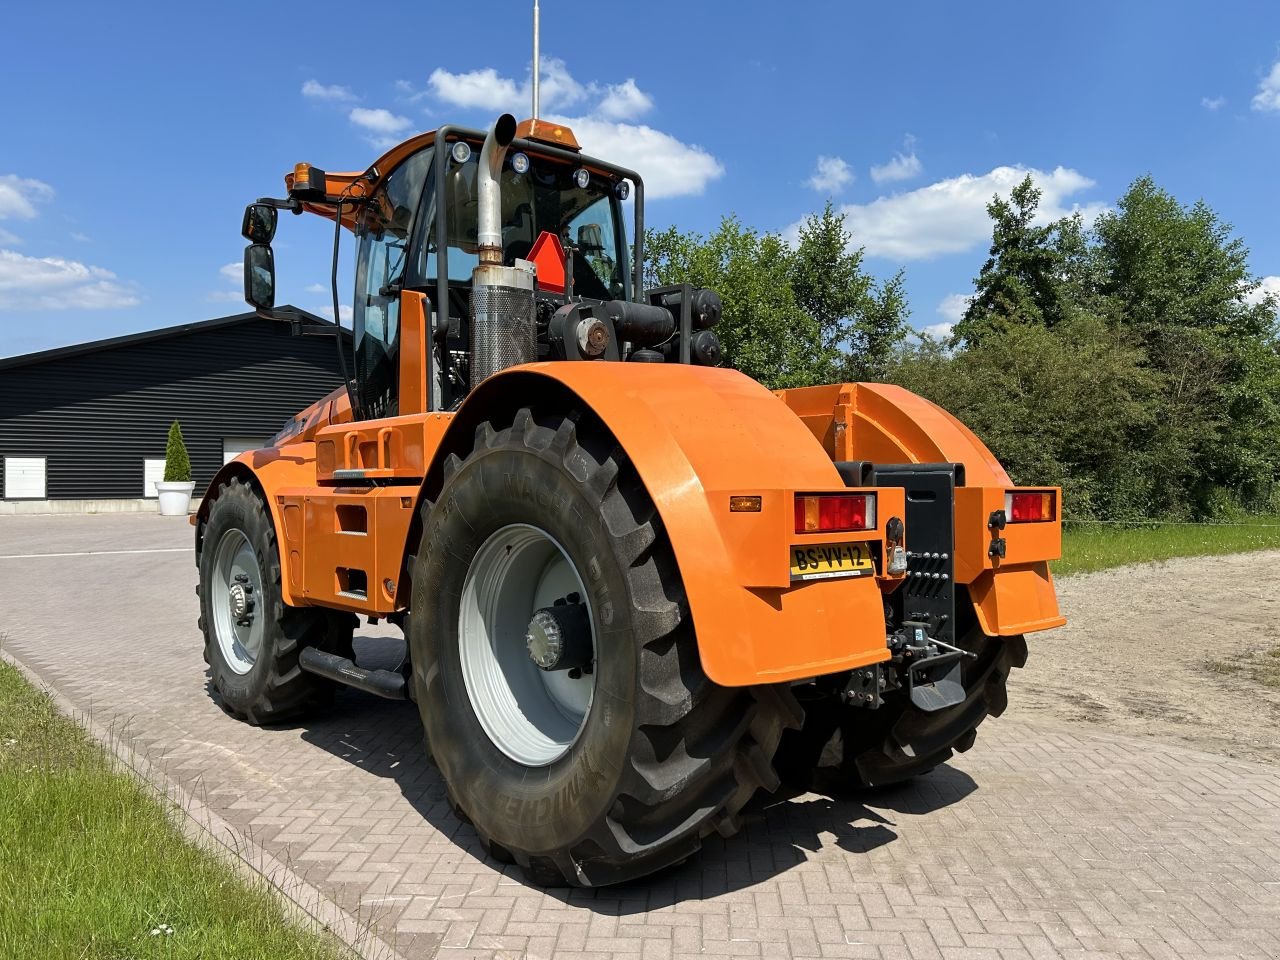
xmin=897 ymin=621 xmax=975 ymax=712
xmin=843 ymin=621 xmax=976 ymax=713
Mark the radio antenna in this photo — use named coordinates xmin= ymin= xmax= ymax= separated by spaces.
xmin=531 ymin=0 xmax=541 ymax=119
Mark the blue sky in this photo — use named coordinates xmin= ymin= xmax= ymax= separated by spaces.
xmin=2 ymin=1 xmax=1280 ymax=357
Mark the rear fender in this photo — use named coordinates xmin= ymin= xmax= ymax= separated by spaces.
xmin=778 ymin=382 xmax=1065 ymax=636
xmin=434 ymin=363 xmax=904 ymax=686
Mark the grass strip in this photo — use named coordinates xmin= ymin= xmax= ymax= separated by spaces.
xmin=0 ymin=659 xmax=350 ymax=960
xmin=1056 ymin=519 xmax=1280 ymax=577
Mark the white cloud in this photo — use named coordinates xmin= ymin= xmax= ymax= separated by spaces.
xmin=1252 ymin=62 xmax=1280 ymax=112
xmin=305 ymin=282 xmax=328 ymax=294
xmin=596 ymin=79 xmax=653 ymax=120
xmin=1243 ymin=275 xmax=1280 ymax=307
xmin=69 ymin=231 xmax=90 ymax=242
xmin=218 ymin=262 xmax=241 ymax=283
xmin=556 ymin=116 xmax=723 ymax=199
xmin=937 ymin=292 xmax=972 ymax=324
xmin=0 ymin=249 xmax=138 ymax=310
xmin=920 ymin=321 xmax=954 ymax=341
xmin=349 ymin=107 xmax=412 ymax=135
xmin=805 ymin=155 xmax=853 ymax=194
xmin=318 ymin=304 xmax=353 ymax=323
xmin=303 ymin=80 xmax=357 ymax=102
xmin=0 ymin=227 xmax=21 ymax=245
xmin=427 ymin=66 xmax=521 ymax=111
xmin=1201 ymin=95 xmax=1227 ymax=111
xmin=799 ymin=165 xmax=1103 ymax=261
xmin=427 ymin=57 xmax=587 ymax=114
xmin=419 ymin=60 xmax=719 ymax=198
xmin=206 ymin=261 xmax=243 ymax=303
xmin=0 ymin=175 xmax=54 ymax=220
xmin=870 ymin=151 xmax=923 ymax=185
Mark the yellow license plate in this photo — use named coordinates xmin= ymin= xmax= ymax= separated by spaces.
xmin=789 ymin=541 xmax=875 ymax=581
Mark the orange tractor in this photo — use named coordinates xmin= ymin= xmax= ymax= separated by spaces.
xmin=196 ymin=112 xmax=1064 ymax=886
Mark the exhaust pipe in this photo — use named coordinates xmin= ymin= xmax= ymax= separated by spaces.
xmin=471 ymin=113 xmax=536 ymax=385
xmin=477 ymin=114 xmax=518 ymax=265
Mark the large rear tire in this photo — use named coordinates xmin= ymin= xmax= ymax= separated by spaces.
xmin=779 ymin=595 xmax=1027 ymax=790
xmin=409 ymin=408 xmax=798 ymax=887
xmin=198 ymin=477 xmax=354 ymax=725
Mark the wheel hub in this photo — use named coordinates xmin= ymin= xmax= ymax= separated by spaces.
xmin=228 ymin=582 xmax=253 ymax=620
xmin=526 ymin=600 xmax=592 ymax=672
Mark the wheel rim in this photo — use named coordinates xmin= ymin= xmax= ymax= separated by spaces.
xmin=210 ymin=528 xmax=265 ymax=676
xmin=459 ymin=524 xmax=597 ymax=767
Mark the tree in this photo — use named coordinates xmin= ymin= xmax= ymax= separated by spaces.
xmin=788 ymin=203 xmax=911 ymax=382
xmin=164 ymin=421 xmax=192 ymax=483
xmin=1093 ymin=177 xmax=1280 ymax=516
xmin=954 ymin=175 xmax=1081 ymax=346
xmin=645 ymin=206 xmax=910 ymax=388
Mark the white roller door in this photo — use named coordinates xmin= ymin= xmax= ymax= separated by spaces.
xmin=4 ymin=457 xmax=46 ymax=499
xmin=223 ymin=438 xmax=266 ymax=464
xmin=143 ymin=458 xmax=165 ymax=497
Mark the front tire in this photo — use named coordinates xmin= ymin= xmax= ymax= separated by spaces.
xmin=409 ymin=408 xmax=797 ymax=887
xmin=198 ymin=477 xmax=354 ymax=724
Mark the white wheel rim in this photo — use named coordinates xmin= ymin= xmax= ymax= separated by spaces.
xmin=459 ymin=523 xmax=597 ymax=767
xmin=211 ymin=528 xmax=264 ymax=675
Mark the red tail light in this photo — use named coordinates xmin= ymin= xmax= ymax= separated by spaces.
xmin=794 ymin=493 xmax=876 ymax=533
xmin=1005 ymin=490 xmax=1056 ymax=523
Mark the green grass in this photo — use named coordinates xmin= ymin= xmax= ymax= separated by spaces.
xmin=1055 ymin=518 xmax=1280 ymax=577
xmin=1255 ymin=647 xmax=1280 ymax=690
xmin=0 ymin=660 xmax=351 ymax=960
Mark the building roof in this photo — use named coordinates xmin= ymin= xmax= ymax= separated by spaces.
xmin=0 ymin=306 xmax=348 ymax=372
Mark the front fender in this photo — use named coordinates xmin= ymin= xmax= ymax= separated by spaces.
xmin=446 ymin=364 xmax=898 ymax=686
xmin=194 ymin=443 xmax=320 ymax=606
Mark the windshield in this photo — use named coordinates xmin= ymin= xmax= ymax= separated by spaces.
xmin=422 ymin=151 xmax=629 ymax=301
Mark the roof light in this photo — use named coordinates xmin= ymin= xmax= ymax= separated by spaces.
xmin=510 ymin=151 xmax=530 ymax=174
xmin=573 ymin=168 xmax=590 ymax=189
xmin=450 ymin=141 xmax=472 ymax=164
xmin=615 ymin=180 xmax=630 ymax=201
xmin=1005 ymin=490 xmax=1056 ymax=523
xmin=794 ymin=493 xmax=875 ymax=534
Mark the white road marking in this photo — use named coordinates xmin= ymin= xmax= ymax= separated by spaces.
xmin=0 ymin=547 xmax=190 ymax=560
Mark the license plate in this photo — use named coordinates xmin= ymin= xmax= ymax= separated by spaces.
xmin=789 ymin=541 xmax=875 ymax=581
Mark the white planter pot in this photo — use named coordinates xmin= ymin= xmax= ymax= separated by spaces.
xmin=156 ymin=481 xmax=195 ymax=517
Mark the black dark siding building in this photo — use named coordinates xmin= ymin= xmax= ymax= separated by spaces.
xmin=0 ymin=310 xmax=348 ymax=502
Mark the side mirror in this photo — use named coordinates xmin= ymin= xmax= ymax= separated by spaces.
xmin=241 ymin=203 xmax=278 ymax=244
xmin=244 ymin=243 xmax=275 ymax=315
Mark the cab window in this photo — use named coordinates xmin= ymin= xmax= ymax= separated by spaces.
xmin=352 ymin=147 xmax=432 ymax=420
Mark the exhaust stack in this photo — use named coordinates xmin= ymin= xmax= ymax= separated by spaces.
xmin=470 ymin=113 xmax=536 ymax=385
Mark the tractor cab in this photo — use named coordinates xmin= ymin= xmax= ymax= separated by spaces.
xmin=242 ymin=115 xmax=721 ymax=425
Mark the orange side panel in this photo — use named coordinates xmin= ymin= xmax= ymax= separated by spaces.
xmin=465 ymin=364 xmax=900 ymax=686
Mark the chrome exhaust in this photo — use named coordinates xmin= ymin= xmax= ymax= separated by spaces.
xmin=471 ymin=113 xmax=536 ymax=384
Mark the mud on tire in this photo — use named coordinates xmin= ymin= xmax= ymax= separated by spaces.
xmin=409 ymin=407 xmax=799 ymax=887
xmin=198 ymin=477 xmax=355 ymax=725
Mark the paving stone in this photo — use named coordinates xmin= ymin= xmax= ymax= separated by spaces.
xmin=2 ymin=513 xmax=1279 ymax=960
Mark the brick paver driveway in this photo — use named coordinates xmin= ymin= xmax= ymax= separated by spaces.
xmin=3 ymin=513 xmax=1279 ymax=959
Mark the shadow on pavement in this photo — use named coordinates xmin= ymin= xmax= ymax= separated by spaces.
xmin=254 ymin=633 xmax=978 ymax=912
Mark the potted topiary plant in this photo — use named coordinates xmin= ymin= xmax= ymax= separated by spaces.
xmin=156 ymin=420 xmax=196 ymax=516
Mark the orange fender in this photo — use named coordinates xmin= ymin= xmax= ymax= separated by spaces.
xmin=779 ymin=382 xmax=1065 ymax=637
xmin=452 ymin=364 xmax=905 ymax=686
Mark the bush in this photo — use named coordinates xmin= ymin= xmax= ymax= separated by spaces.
xmin=163 ymin=421 xmax=192 ymax=483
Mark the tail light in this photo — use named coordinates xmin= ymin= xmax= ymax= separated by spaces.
xmin=1005 ymin=490 xmax=1056 ymax=523
xmin=794 ymin=493 xmax=876 ymax=534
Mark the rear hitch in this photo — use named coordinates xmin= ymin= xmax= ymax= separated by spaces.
xmin=897 ymin=621 xmax=975 ymax=712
